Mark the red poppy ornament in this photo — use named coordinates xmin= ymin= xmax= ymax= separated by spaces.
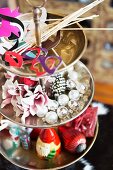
xmin=58 ymin=126 xmax=86 ymax=153
xmin=36 ymin=128 xmax=61 ymax=159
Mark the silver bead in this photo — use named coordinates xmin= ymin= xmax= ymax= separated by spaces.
xmin=45 ymin=111 xmax=58 ymax=124
xmin=68 ymin=100 xmax=78 ymax=110
xmin=57 ymin=106 xmax=69 ymax=119
xmin=66 ymin=79 xmax=76 ymax=89
xmin=37 ymin=106 xmax=48 ymax=118
xmin=48 ymin=100 xmax=59 ymax=111
xmin=68 ymin=90 xmax=80 ymax=101
xmin=58 ymin=94 xmax=69 ymax=106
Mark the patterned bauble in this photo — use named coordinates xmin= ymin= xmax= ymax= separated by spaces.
xmin=51 ymin=74 xmax=66 ymax=96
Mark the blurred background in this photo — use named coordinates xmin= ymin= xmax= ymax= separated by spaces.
xmin=0 ymin=0 xmax=113 ymax=104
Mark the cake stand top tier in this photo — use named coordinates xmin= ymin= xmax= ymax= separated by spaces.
xmin=0 ymin=12 xmax=86 ymax=78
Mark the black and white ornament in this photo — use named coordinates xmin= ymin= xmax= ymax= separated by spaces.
xmin=51 ymin=74 xmax=66 ymax=97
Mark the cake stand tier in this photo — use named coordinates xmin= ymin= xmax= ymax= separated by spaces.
xmin=0 ymin=13 xmax=87 ymax=78
xmin=0 ymin=122 xmax=98 ymax=170
xmin=0 ymin=61 xmax=94 ymax=128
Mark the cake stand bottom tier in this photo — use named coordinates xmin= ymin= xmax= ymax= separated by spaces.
xmin=0 ymin=123 xmax=98 ymax=170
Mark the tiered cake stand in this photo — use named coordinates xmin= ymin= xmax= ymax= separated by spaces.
xmin=0 ymin=6 xmax=98 ymax=170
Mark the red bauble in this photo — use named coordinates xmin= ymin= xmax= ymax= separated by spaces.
xmin=30 ymin=128 xmax=41 ymax=140
xmin=58 ymin=126 xmax=86 ymax=153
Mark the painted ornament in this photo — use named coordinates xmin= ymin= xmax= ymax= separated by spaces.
xmin=9 ymin=126 xmax=20 ymax=148
xmin=36 ymin=128 xmax=61 ymax=159
xmin=58 ymin=126 xmax=86 ymax=153
xmin=20 ymin=132 xmax=31 ymax=150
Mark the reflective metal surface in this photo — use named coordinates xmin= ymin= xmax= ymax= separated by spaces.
xmin=0 ymin=13 xmax=87 ymax=77
xmin=0 ymin=122 xmax=98 ymax=170
xmin=0 ymin=61 xmax=94 ymax=128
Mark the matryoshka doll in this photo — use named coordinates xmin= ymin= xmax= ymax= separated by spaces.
xmin=36 ymin=128 xmax=61 ymax=159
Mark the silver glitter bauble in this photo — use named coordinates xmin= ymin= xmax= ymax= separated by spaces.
xmin=48 ymin=100 xmax=59 ymax=111
xmin=68 ymin=90 xmax=80 ymax=101
xmin=68 ymin=100 xmax=78 ymax=110
xmin=58 ymin=94 xmax=69 ymax=106
xmin=45 ymin=111 xmax=58 ymax=124
xmin=37 ymin=106 xmax=48 ymax=118
xmin=66 ymin=79 xmax=76 ymax=90
xmin=57 ymin=106 xmax=69 ymax=119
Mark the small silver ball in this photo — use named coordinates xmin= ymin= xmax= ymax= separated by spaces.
xmin=68 ymin=90 xmax=80 ymax=101
xmin=37 ymin=106 xmax=48 ymax=118
xmin=57 ymin=106 xmax=69 ymax=119
xmin=45 ymin=111 xmax=58 ymax=124
xmin=58 ymin=94 xmax=69 ymax=106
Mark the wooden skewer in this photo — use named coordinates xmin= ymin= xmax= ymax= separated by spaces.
xmin=64 ymin=15 xmax=99 ymax=27
xmin=42 ymin=0 xmax=104 ymax=41
xmin=61 ymin=28 xmax=113 ymax=31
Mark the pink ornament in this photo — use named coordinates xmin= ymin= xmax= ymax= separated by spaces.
xmin=0 ymin=8 xmax=20 ymax=37
xmin=73 ymin=107 xmax=98 ymax=137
